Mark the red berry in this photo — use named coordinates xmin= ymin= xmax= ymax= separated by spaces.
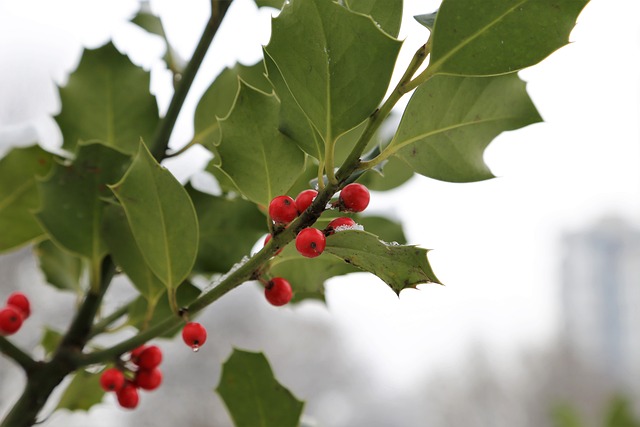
xmin=100 ymin=368 xmax=125 ymax=392
xmin=116 ymin=381 xmax=139 ymax=409
xmin=135 ymin=345 xmax=162 ymax=369
xmin=264 ymin=277 xmax=293 ymax=306
xmin=325 ymin=217 xmax=356 ymax=235
xmin=295 ymin=189 xmax=318 ymax=214
xmin=135 ymin=368 xmax=163 ymax=391
xmin=295 ymin=227 xmax=326 ymax=258
xmin=263 ymin=234 xmax=283 ymax=256
xmin=339 ymin=183 xmax=370 ymax=212
xmin=0 ymin=306 xmax=23 ymax=335
xmin=268 ymin=195 xmax=298 ymax=224
xmin=6 ymin=292 xmax=30 ymax=319
xmin=130 ymin=345 xmax=147 ymax=364
xmin=182 ymin=322 xmax=207 ymax=350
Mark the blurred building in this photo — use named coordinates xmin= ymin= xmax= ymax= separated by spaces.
xmin=561 ymin=216 xmax=640 ymax=395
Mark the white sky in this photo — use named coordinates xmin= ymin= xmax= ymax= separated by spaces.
xmin=0 ymin=0 xmax=638 ymax=392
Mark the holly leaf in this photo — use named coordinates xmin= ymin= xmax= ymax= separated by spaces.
xmin=109 ymin=141 xmax=198 ymax=294
xmin=356 ymin=215 xmax=406 ymax=244
xmin=128 ymin=282 xmax=201 ymax=337
xmin=386 ymin=74 xmax=541 ymax=182
xmin=217 ymin=349 xmax=305 ymax=427
xmin=187 ymin=185 xmax=265 ymax=274
xmin=34 ymin=240 xmax=83 ymax=292
xmin=429 ymin=0 xmax=590 ymax=76
xmin=102 ymin=204 xmax=165 ymax=304
xmin=360 ymin=156 xmax=414 ymax=191
xmin=264 ymin=0 xmax=401 ymax=145
xmin=0 ymin=145 xmax=53 ymax=253
xmin=57 ymin=370 xmax=105 ymax=412
xmin=194 ymin=61 xmax=271 ymax=151
xmin=56 ymin=42 xmax=159 ymax=154
xmin=131 ymin=10 xmax=165 ymax=38
xmin=216 ymin=83 xmax=305 ymax=206
xmin=269 ymin=243 xmax=357 ymax=302
xmin=325 ymin=230 xmax=440 ymax=294
xmin=40 ymin=327 xmax=63 ymax=358
xmin=345 ymin=0 xmax=403 ymax=37
xmin=264 ymin=52 xmax=323 ymax=160
xmin=35 ymin=142 xmax=131 ymax=262
xmin=414 ymin=10 xmax=438 ymax=31
xmin=254 ymin=0 xmax=285 ymax=9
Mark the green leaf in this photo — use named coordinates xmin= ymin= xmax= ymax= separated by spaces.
xmin=345 ymin=0 xmax=403 ymax=37
xmin=255 ymin=0 xmax=286 ymax=9
xmin=356 ymin=215 xmax=406 ymax=244
xmin=0 ymin=145 xmax=53 ymax=253
xmin=216 ymin=83 xmax=305 ymax=206
xmin=194 ymin=61 xmax=271 ymax=151
xmin=34 ymin=240 xmax=83 ymax=292
xmin=204 ymin=159 xmax=242 ymax=194
xmin=264 ymin=52 xmax=323 ymax=159
xmin=264 ymin=0 xmax=401 ymax=144
xmin=102 ymin=204 xmax=165 ymax=303
xmin=360 ymin=156 xmax=414 ymax=191
xmin=387 ymin=74 xmax=541 ymax=182
xmin=414 ymin=10 xmax=438 ymax=31
xmin=57 ymin=370 xmax=105 ymax=412
xmin=132 ymin=10 xmax=165 ymax=38
xmin=187 ymin=185 xmax=265 ymax=274
xmin=429 ymin=0 xmax=589 ymax=76
xmin=217 ymin=349 xmax=305 ymax=427
xmin=109 ymin=142 xmax=198 ymax=293
xmin=35 ymin=142 xmax=131 ymax=261
xmin=56 ymin=42 xmax=159 ymax=154
xmin=40 ymin=327 xmax=63 ymax=357
xmin=128 ymin=282 xmax=201 ymax=337
xmin=269 ymin=243 xmax=357 ymax=302
xmin=325 ymin=230 xmax=439 ymax=294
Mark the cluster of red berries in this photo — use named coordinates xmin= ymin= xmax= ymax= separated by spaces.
xmin=99 ymin=345 xmax=164 ymax=409
xmin=0 ymin=292 xmax=30 ymax=335
xmin=262 ymin=183 xmax=371 ymax=307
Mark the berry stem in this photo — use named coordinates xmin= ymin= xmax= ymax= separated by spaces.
xmin=0 ymin=336 xmax=37 ymax=372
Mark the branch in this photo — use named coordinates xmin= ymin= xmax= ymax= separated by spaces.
xmin=0 ymin=336 xmax=38 ymax=373
xmin=150 ymin=0 xmax=234 ymax=161
xmin=87 ymin=302 xmax=132 ymax=339
xmin=56 ymin=257 xmax=116 ymax=353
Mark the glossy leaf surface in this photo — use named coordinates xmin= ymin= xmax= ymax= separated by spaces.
xmin=102 ymin=204 xmax=165 ymax=303
xmin=109 ymin=142 xmax=198 ymax=292
xmin=325 ymin=230 xmax=439 ymax=294
xmin=264 ymin=0 xmax=401 ymax=144
xmin=429 ymin=0 xmax=589 ymax=76
xmin=217 ymin=349 xmax=304 ymax=427
xmin=36 ymin=142 xmax=131 ymax=260
xmin=269 ymin=243 xmax=357 ymax=302
xmin=56 ymin=42 xmax=159 ymax=154
xmin=216 ymin=83 xmax=305 ymax=206
xmin=194 ymin=61 xmax=271 ymax=150
xmin=188 ymin=185 xmax=265 ymax=274
xmin=345 ymin=0 xmax=403 ymax=37
xmin=57 ymin=370 xmax=105 ymax=412
xmin=389 ymin=74 xmax=541 ymax=182
xmin=0 ymin=145 xmax=53 ymax=253
xmin=34 ymin=240 xmax=83 ymax=292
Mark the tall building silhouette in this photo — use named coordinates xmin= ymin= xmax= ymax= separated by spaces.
xmin=561 ymin=216 xmax=640 ymax=393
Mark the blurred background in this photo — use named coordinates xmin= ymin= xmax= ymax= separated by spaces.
xmin=0 ymin=0 xmax=639 ymax=426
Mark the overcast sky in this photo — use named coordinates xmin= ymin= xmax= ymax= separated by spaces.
xmin=0 ymin=0 xmax=638 ymax=393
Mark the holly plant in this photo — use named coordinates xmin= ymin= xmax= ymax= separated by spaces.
xmin=0 ymin=0 xmax=589 ymax=426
